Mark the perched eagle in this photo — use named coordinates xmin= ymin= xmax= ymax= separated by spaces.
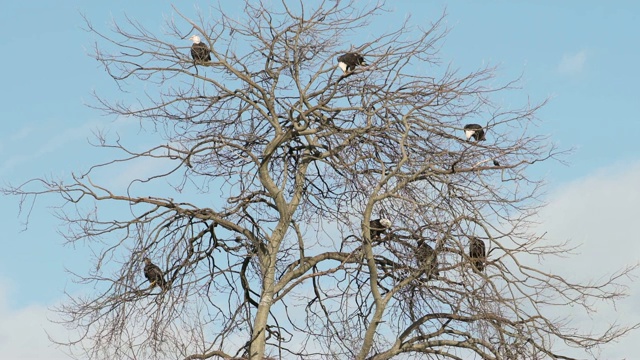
xmin=369 ymin=218 xmax=392 ymax=240
xmin=189 ymin=35 xmax=211 ymax=64
xmin=464 ymin=124 xmax=486 ymax=141
xmin=143 ymin=257 xmax=168 ymax=290
xmin=337 ymin=52 xmax=366 ymax=73
xmin=416 ymin=239 xmax=439 ymax=279
xmin=468 ymin=237 xmax=486 ymax=272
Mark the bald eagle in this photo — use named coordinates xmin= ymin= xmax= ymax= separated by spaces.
xmin=416 ymin=239 xmax=438 ymax=279
xmin=189 ymin=35 xmax=211 ymax=64
xmin=468 ymin=237 xmax=486 ymax=272
xmin=337 ymin=53 xmax=366 ymax=73
xmin=369 ymin=218 xmax=391 ymax=241
xmin=143 ymin=257 xmax=168 ymax=290
xmin=464 ymin=124 xmax=486 ymax=141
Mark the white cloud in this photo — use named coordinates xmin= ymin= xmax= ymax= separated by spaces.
xmin=542 ymin=162 xmax=640 ymax=272
xmin=539 ymin=161 xmax=640 ymax=358
xmin=0 ymin=281 xmax=74 ymax=360
xmin=557 ymin=50 xmax=587 ymax=75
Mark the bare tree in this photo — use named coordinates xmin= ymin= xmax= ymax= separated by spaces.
xmin=4 ymin=1 xmax=637 ymax=359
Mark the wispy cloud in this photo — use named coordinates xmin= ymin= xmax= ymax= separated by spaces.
xmin=0 ymin=117 xmax=136 ymax=178
xmin=557 ymin=50 xmax=587 ymax=75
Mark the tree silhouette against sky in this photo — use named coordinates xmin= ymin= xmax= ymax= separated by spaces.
xmin=4 ymin=1 xmax=637 ymax=359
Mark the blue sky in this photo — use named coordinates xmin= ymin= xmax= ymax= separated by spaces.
xmin=1 ymin=1 xmax=639 ymax=358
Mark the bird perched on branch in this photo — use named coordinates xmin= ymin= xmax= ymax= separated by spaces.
xmin=464 ymin=124 xmax=486 ymax=141
xmin=468 ymin=237 xmax=486 ymax=272
xmin=369 ymin=218 xmax=392 ymax=241
xmin=143 ymin=257 xmax=168 ymax=291
xmin=189 ymin=35 xmax=211 ymax=64
xmin=416 ymin=239 xmax=439 ymax=279
xmin=337 ymin=52 xmax=366 ymax=73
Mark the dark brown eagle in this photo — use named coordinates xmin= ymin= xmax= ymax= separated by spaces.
xmin=464 ymin=124 xmax=486 ymax=141
xmin=369 ymin=218 xmax=392 ymax=241
xmin=189 ymin=35 xmax=211 ymax=64
xmin=337 ymin=52 xmax=366 ymax=73
xmin=468 ymin=237 xmax=487 ymax=272
xmin=143 ymin=257 xmax=168 ymax=291
xmin=416 ymin=239 xmax=439 ymax=279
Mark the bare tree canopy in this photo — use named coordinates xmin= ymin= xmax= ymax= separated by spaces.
xmin=3 ymin=1 xmax=637 ymax=359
